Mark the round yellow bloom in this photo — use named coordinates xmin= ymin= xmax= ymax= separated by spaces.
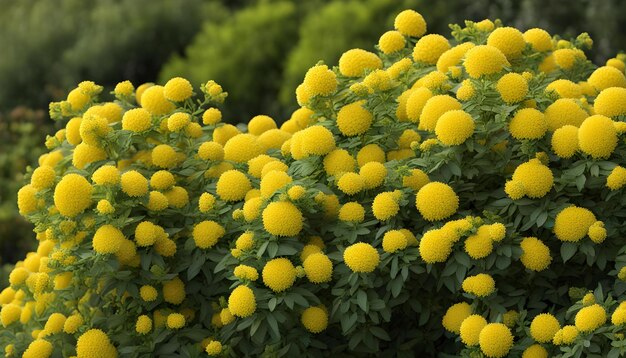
xmin=166 ymin=313 xmax=185 ymax=329
xmin=594 ymin=87 xmax=626 ymax=117
xmin=92 ymin=225 xmax=124 ymax=254
xmin=520 ymin=237 xmax=551 ymax=271
xmin=546 ymin=79 xmax=582 ymax=98
xmin=206 ymin=341 xmax=222 ymax=355
xmin=193 ymin=221 xmax=225 ymax=249
xmin=164 ymin=77 xmax=193 ymax=102
xmin=31 ymin=166 xmax=55 ymax=189
xmin=76 ymin=329 xmax=118 ymax=357
xmin=359 ymin=162 xmax=386 ymax=189
xmin=167 ymin=112 xmax=191 ymax=132
xmin=607 ymin=166 xmax=626 ymax=190
xmin=224 ymin=134 xmax=264 ymax=163
xmin=544 ymin=98 xmax=588 ymax=131
xmin=339 ymin=202 xmax=365 ymax=222
xmin=141 ymin=85 xmax=174 ymax=115
xmin=460 ymin=315 xmax=487 ymax=346
xmin=402 ymin=169 xmax=429 ymax=191
xmin=496 ymin=73 xmax=528 ymax=103
xmin=303 ymin=64 xmax=337 ymax=96
xmin=554 ymin=206 xmax=597 ymax=242
xmin=23 ymin=339 xmax=53 ymax=358
xmin=303 ymin=253 xmax=333 ymax=283
xmin=216 ymin=170 xmax=252 ymax=202
xmin=301 ymin=306 xmax=328 ymax=333
xmin=17 ymin=184 xmax=38 ymax=215
xmin=575 ymin=304 xmax=606 ymax=332
xmin=67 ymin=88 xmax=90 ymax=110
xmin=523 ymin=28 xmax=553 ymax=52
xmin=120 ymin=170 xmax=148 ymax=197
xmin=416 ymin=182 xmax=459 ymax=221
xmin=287 ymin=185 xmax=306 ymax=200
xmin=151 ymin=144 xmax=180 ymax=169
xmin=262 ymin=258 xmax=296 ymax=292
xmin=437 ymin=42 xmax=475 ymax=73
xmin=140 ymin=285 xmax=158 ymax=302
xmin=114 ymin=80 xmax=133 ymax=97
xmin=382 ymin=230 xmax=408 ymax=253
xmin=336 ymin=102 xmax=373 ymax=136
xmin=462 ymin=273 xmax=495 ymax=297
xmin=578 ymin=115 xmax=617 ymax=159
xmin=148 ymin=171 xmax=174 ymax=191
xmin=551 ymin=125 xmax=579 ymax=158
xmin=406 ymin=87 xmax=433 ymax=122
xmin=136 ymin=315 xmax=152 ymax=335
xmin=262 ymin=201 xmax=303 ymax=237
xmin=122 ymin=108 xmax=152 ymax=132
xmin=343 ymin=242 xmax=380 ymax=273
xmin=442 ymin=302 xmax=472 ymax=334
xmin=479 ymin=323 xmax=513 ymax=358
xmin=337 ymin=172 xmax=364 ymax=195
xmin=419 ymin=95 xmax=462 ymax=131
xmin=378 ymin=30 xmax=406 ymax=54
xmin=54 ymin=174 xmax=93 ymax=217
xmin=413 ymin=34 xmax=450 ymax=64
xmin=487 ymin=27 xmax=525 ymax=59
xmin=248 ymin=115 xmax=277 ymax=136
xmin=521 ymin=344 xmax=548 ymax=358
xmin=163 ymin=277 xmax=185 ymax=305
xmin=63 ymin=314 xmax=83 ymax=334
xmin=509 ymin=108 xmax=547 ymax=140
xmin=96 ymin=199 xmax=114 ymax=214
xmin=260 ymin=170 xmax=292 ymax=198
xmin=339 ymin=49 xmax=382 ymax=77
xmin=510 ymin=159 xmax=553 ymax=198
xmin=530 ymin=313 xmax=561 ymax=343
xmin=435 ymin=110 xmax=475 ymax=145
xmin=1 ymin=304 xmax=21 ymax=327
xmin=588 ymin=66 xmax=626 ymax=91
xmin=464 ymin=45 xmax=509 ymax=78
xmin=202 ymin=107 xmax=222 ymax=125
xmin=91 ymin=165 xmax=120 ymax=186
xmin=300 ymin=126 xmax=336 ymax=156
xmin=72 ymin=143 xmax=107 ymax=170
xmin=553 ymin=48 xmax=583 ymax=69
xmin=321 ymin=149 xmax=354 ymax=177
xmin=372 ymin=192 xmax=399 ymax=221
xmin=464 ymin=231 xmax=493 ymax=259
xmin=394 ymin=9 xmax=426 ymax=37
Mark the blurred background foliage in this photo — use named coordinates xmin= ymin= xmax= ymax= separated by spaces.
xmin=1 ymin=0 xmax=625 ymax=268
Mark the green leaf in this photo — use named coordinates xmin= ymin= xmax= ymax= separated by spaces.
xmin=356 ymin=290 xmax=368 ymax=312
xmin=561 ymin=242 xmax=578 ymax=262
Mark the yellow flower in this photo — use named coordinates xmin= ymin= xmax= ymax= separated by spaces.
xmin=228 ymin=285 xmax=256 ymax=318
xmin=496 ymin=73 xmax=528 ymax=103
xmin=594 ymin=87 xmax=626 ymax=117
xmin=416 ymin=182 xmax=459 ymax=221
xmin=323 ymin=149 xmax=356 ymax=176
xmin=419 ymin=229 xmax=454 ymax=263
xmin=23 ymin=339 xmax=53 ymax=358
xmin=510 ymin=159 xmax=553 ymax=198
xmin=503 ymin=310 xmax=519 ymax=328
xmin=301 ymin=306 xmax=328 ymax=333
xmin=1 ymin=304 xmax=21 ymax=327
xmin=509 ymin=108 xmax=547 ymax=140
xmin=17 ymin=184 xmax=38 ymax=215
xmin=120 ymin=170 xmax=148 ymax=197
xmin=545 ymin=98 xmax=588 ymax=131
xmin=141 ymin=85 xmax=174 ymax=115
xmin=167 ymin=112 xmax=191 ymax=132
xmin=216 ymin=170 xmax=251 ymax=202
xmin=530 ymin=313 xmax=560 ymax=343
xmin=302 ymin=64 xmax=337 ymax=96
xmin=554 ymin=205 xmax=597 ymax=242
xmin=303 ymin=253 xmax=333 ymax=283
xmin=442 ymin=302 xmax=472 ymax=334
xmin=523 ymin=28 xmax=553 ymax=52
xmin=343 ymin=242 xmax=380 ymax=273
xmin=456 ymin=79 xmax=476 ymax=100
xmin=72 ymin=143 xmax=107 ymax=169
xmin=339 ymin=202 xmax=365 ymax=223
xmin=578 ymin=115 xmax=617 ymax=159
xmin=163 ymin=276 xmax=186 ymax=305
xmin=336 ymin=101 xmax=373 ymax=136
xmin=339 ymin=49 xmax=382 ymax=77
xmin=93 ymin=225 xmax=124 ymax=254
xmin=30 ymin=166 xmax=55 ymax=189
xmin=337 ymin=172 xmax=364 ymax=195
xmin=551 ymin=125 xmax=579 ymax=158
xmin=363 ymin=69 xmax=393 ymax=91
xmin=76 ymin=329 xmax=118 ymax=358
xmin=136 ymin=315 xmax=152 ymax=335
xmin=378 ymin=30 xmax=406 ymax=54
xmin=92 ymin=165 xmax=120 ymax=186
xmin=63 ymin=314 xmax=83 ymax=334
xmin=233 ymin=265 xmax=258 ymax=281
xmin=193 ymin=221 xmax=225 ymax=249
xmin=220 ymin=307 xmax=235 ymax=325
xmin=248 ymin=115 xmax=277 ymax=136
xmin=224 ymin=134 xmax=263 ymax=163
xmin=202 ymin=107 xmax=222 ymax=125
xmin=166 ymin=313 xmax=185 ymax=329
xmin=419 ymin=95 xmax=462 ymax=132
xmin=206 ymin=341 xmax=223 ymax=355
xmin=487 ymin=27 xmax=525 ymax=59
xmin=262 ymin=201 xmax=303 ymax=237
xmin=54 ymin=174 xmax=93 ymax=217
xmin=437 ymin=42 xmax=475 ymax=73
xmin=464 ymin=231 xmax=493 ymax=259
xmin=96 ymin=199 xmax=114 ymax=215
xmin=413 ymin=34 xmax=450 ymax=64
xmin=67 ymin=88 xmax=90 ymax=110
xmin=394 ymin=9 xmax=426 ymax=37
xmin=435 ymin=110 xmax=475 ymax=145
xmin=164 ymin=77 xmax=193 ymax=102
xmin=546 ymin=79 xmax=582 ymax=98
xmin=607 ymin=166 xmax=626 ymax=190
xmin=114 ymin=80 xmax=134 ymax=97
xmin=463 ymin=45 xmax=509 ymax=78
xmin=520 ymin=237 xmax=551 ymax=271
xmin=479 ymin=323 xmax=513 ymax=358
xmin=287 ymin=185 xmax=306 ymax=200
xmin=462 ymin=273 xmax=495 ymax=297
xmin=300 ymin=126 xmax=336 ymax=156
xmin=587 ymin=221 xmax=606 ymax=243
xmin=372 ymin=191 xmax=399 ymax=221
xmin=575 ymin=304 xmax=606 ymax=332
xmin=460 ymin=315 xmax=487 ymax=346
xmin=260 ymin=170 xmax=292 ymax=198
xmin=122 ymin=108 xmax=152 ymax=132
xmin=588 ymin=66 xmax=626 ymax=91
xmin=405 ymin=87 xmax=433 ymax=122
xmin=382 ymin=230 xmax=408 ymax=253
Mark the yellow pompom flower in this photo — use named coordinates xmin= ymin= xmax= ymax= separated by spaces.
xmin=337 ymin=172 xmax=364 ymax=195
xmin=546 ymin=79 xmax=582 ymax=98
xmin=141 ymin=85 xmax=174 ymax=115
xmin=76 ymin=329 xmax=117 ymax=357
xmin=419 ymin=95 xmax=462 ymax=131
xmin=378 ymin=30 xmax=406 ymax=54
xmin=442 ymin=302 xmax=472 ymax=334
xmin=96 ymin=199 xmax=114 ymax=215
xmin=216 ymin=170 xmax=252 ymax=202
xmin=520 ymin=237 xmax=551 ymax=271
xmin=30 ymin=166 xmax=55 ymax=189
xmin=434 ymin=110 xmax=475 ymax=145
xmin=554 ymin=205 xmax=597 ymax=242
xmin=262 ymin=201 xmax=303 ymax=237
xmin=206 ymin=341 xmax=222 ymax=355
xmin=551 ymin=125 xmax=579 ymax=158
xmin=287 ymin=185 xmax=306 ymax=200
xmin=140 ymin=285 xmax=158 ymax=301
xmin=301 ymin=306 xmax=328 ymax=333
xmin=487 ymin=27 xmax=525 ymax=59
xmin=416 ymin=182 xmax=459 ymax=221
xmin=464 ymin=231 xmax=493 ymax=259
xmin=510 ymin=159 xmax=553 ymax=198
xmin=405 ymin=87 xmax=433 ymax=122
xmin=530 ymin=313 xmax=561 ymax=343
xmin=578 ymin=115 xmax=617 ymax=159
xmin=382 ymin=230 xmax=408 ymax=253
xmin=496 ymin=73 xmax=528 ymax=103
xmin=372 ymin=192 xmax=400 ymax=221
xmin=248 ymin=115 xmax=277 ymax=135
xmin=114 ymin=80 xmax=133 ymax=97
xmin=260 ymin=170 xmax=292 ymax=198
xmin=359 ymin=162 xmax=386 ymax=189
xmin=120 ymin=170 xmax=148 ymax=197
xmin=1 ymin=304 xmax=21 ymax=327
xmin=437 ymin=42 xmax=475 ymax=73
xmin=522 ymin=344 xmax=548 ymax=358
xmin=594 ymin=87 xmax=626 ymax=117
xmin=166 ymin=313 xmax=185 ymax=329
xmin=151 ymin=144 xmax=180 ymax=169
xmin=302 ymin=64 xmax=337 ymax=96
xmin=136 ymin=315 xmax=152 ymax=335
xmin=92 ymin=225 xmax=124 ymax=254
xmin=72 ymin=143 xmax=107 ymax=169
xmin=303 ymin=253 xmax=333 ymax=283
xmin=193 ymin=221 xmax=225 ymax=249
xmin=163 ymin=276 xmax=186 ymax=305
xmin=198 ymin=141 xmax=224 ymax=162
xmin=339 ymin=49 xmax=382 ymax=77
xmin=63 ymin=314 xmax=83 ymax=334
xmin=23 ymin=339 xmax=53 ymax=358
xmin=343 ymin=242 xmax=380 ymax=273
xmin=588 ymin=66 xmax=626 ymax=91
xmin=544 ymin=98 xmax=588 ymax=131
xmin=363 ymin=69 xmax=393 ymax=91
xmin=202 ymin=107 xmax=222 ymax=125
xmin=336 ymin=101 xmax=373 ymax=136
xmin=164 ymin=77 xmax=193 ymax=102
xmin=509 ymin=108 xmax=547 ymax=140
xmin=339 ymin=202 xmax=365 ymax=223
xmin=167 ymin=112 xmax=191 ymax=132
xmin=587 ymin=221 xmax=607 ymax=243
xmin=403 ymin=169 xmax=430 ymax=191
xmin=460 ymin=315 xmax=487 ymax=346
xmin=234 ymin=265 xmax=259 ymax=282
xmin=394 ymin=9 xmax=426 ymax=37
xmin=67 ymin=88 xmax=90 ymax=110
xmin=464 ymin=45 xmax=509 ymax=78
xmin=17 ymin=184 xmax=38 ymax=215
xmin=575 ymin=304 xmax=606 ymax=333
xmin=413 ymin=34 xmax=450 ymax=64
xmin=54 ymin=174 xmax=93 ymax=217
xmin=479 ymin=323 xmax=513 ymax=358
xmin=607 ymin=166 xmax=626 ymax=190
xmin=523 ymin=28 xmax=553 ymax=52
xmin=300 ymin=125 xmax=336 ymax=156
xmin=262 ymin=258 xmax=296 ymax=292
xmin=224 ymin=134 xmax=263 ymax=163
xmin=92 ymin=165 xmax=120 ymax=186
xmin=462 ymin=273 xmax=495 ymax=297
xmin=243 ymin=197 xmax=263 ymax=222
xmin=323 ymin=149 xmax=356 ymax=176
xmin=122 ymin=108 xmax=152 ymax=132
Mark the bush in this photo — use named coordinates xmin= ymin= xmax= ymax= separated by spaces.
xmin=3 ymin=9 xmax=626 ymax=358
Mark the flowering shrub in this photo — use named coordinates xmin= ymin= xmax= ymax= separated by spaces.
xmin=4 ymin=9 xmax=626 ymax=358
